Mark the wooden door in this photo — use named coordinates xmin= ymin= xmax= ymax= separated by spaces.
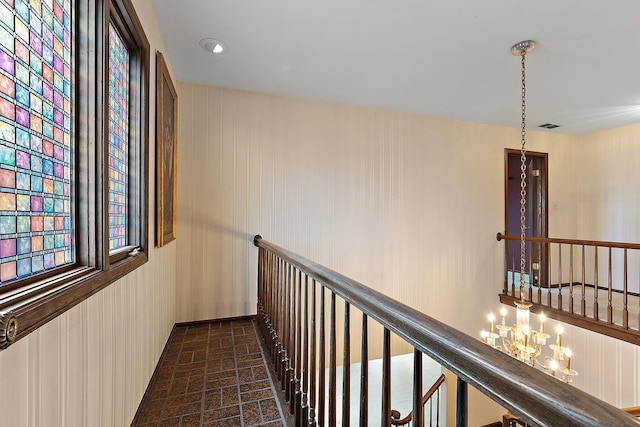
xmin=505 ymin=149 xmax=548 ymax=288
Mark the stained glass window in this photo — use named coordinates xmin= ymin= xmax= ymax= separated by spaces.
xmin=0 ymin=0 xmax=73 ymax=284
xmin=107 ymin=23 xmax=128 ymax=251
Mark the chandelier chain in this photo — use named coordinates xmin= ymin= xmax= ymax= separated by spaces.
xmin=519 ymin=52 xmax=527 ymax=302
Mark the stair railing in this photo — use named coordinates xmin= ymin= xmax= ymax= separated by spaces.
xmin=497 ymin=233 xmax=640 ymax=346
xmin=254 ymin=235 xmax=640 ymax=427
xmin=390 ymin=374 xmax=445 ymax=426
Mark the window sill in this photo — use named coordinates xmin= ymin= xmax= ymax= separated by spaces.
xmin=0 ymin=252 xmax=148 ymax=350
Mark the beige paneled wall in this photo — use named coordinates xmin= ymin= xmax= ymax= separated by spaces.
xmin=569 ymin=123 xmax=640 ymax=408
xmin=0 ymin=260 xmax=176 ymax=426
xmin=573 ymin=123 xmax=640 ymax=243
xmin=176 ymin=82 xmax=584 ymax=326
xmin=0 ymin=1 xmax=178 ymax=426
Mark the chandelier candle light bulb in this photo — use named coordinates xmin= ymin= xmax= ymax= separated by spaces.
xmin=486 ymin=313 xmax=499 ymax=346
xmin=556 ymin=325 xmax=563 ymax=348
xmin=497 ymin=308 xmax=509 ymax=337
xmin=536 ymin=312 xmax=549 ymax=345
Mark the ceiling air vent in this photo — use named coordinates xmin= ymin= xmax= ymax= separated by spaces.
xmin=538 ymin=123 xmax=560 ymax=129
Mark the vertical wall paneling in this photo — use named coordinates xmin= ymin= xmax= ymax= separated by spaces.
xmin=29 ymin=330 xmax=40 ymax=426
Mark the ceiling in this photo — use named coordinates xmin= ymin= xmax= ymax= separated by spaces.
xmin=150 ymin=0 xmax=640 ymax=135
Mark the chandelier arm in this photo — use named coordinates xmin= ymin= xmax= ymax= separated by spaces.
xmin=501 ymin=335 xmax=511 ymax=354
xmin=531 ymin=339 xmax=543 ymax=363
xmin=534 ymin=355 xmax=554 ymax=372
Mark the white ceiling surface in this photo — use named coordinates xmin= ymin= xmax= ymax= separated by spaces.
xmin=150 ymin=0 xmax=640 ymax=135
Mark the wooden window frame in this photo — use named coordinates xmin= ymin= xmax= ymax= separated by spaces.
xmin=106 ymin=1 xmax=148 ymax=264
xmin=0 ymin=0 xmax=150 ymax=350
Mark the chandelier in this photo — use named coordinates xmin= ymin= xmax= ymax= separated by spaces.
xmin=480 ymin=40 xmax=578 ymax=383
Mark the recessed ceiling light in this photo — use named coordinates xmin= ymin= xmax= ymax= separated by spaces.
xmin=199 ymin=38 xmax=227 ymax=55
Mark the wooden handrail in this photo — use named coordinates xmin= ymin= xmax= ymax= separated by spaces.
xmin=254 ymin=235 xmax=640 ymax=427
xmin=504 ymin=407 xmax=640 ymax=425
xmin=624 ymin=407 xmax=640 ymax=417
xmin=496 ymin=232 xmax=640 ymax=250
xmin=390 ymin=374 xmax=446 ymax=425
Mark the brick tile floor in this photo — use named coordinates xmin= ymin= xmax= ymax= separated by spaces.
xmin=132 ymin=318 xmax=287 ymax=427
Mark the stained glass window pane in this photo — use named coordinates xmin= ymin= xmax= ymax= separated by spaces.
xmin=107 ymin=23 xmax=128 ymax=251
xmin=0 ymin=0 xmax=73 ymax=285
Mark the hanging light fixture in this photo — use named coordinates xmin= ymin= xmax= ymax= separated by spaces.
xmin=480 ymin=40 xmax=578 ymax=383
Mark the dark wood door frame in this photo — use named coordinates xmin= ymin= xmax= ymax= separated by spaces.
xmin=504 ymin=149 xmax=549 ymax=286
